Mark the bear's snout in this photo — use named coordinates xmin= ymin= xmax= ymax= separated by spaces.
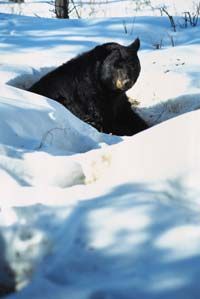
xmin=114 ymin=67 xmax=134 ymax=91
xmin=116 ymin=78 xmax=132 ymax=91
xmin=122 ymin=78 xmax=132 ymax=89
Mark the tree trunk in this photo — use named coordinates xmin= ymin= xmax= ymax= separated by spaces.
xmin=9 ymin=0 xmax=24 ymax=3
xmin=55 ymin=0 xmax=69 ymax=19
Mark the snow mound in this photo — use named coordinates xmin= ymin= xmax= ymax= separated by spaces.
xmin=1 ymin=109 xmax=200 ymax=298
xmin=138 ymin=93 xmax=200 ymax=125
xmin=0 ymin=84 xmax=119 ymax=153
xmin=0 ymin=83 xmax=121 ymax=194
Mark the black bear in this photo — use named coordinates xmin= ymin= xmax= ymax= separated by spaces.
xmin=29 ymin=38 xmax=148 ymax=136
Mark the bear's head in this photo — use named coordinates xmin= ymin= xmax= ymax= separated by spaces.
xmin=99 ymin=38 xmax=141 ymax=93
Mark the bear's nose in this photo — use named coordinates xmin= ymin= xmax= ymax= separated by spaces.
xmin=122 ymin=79 xmax=132 ymax=89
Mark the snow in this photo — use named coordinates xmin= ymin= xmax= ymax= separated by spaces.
xmin=0 ymin=0 xmax=200 ymax=298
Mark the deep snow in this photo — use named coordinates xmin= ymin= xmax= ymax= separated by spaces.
xmin=0 ymin=1 xmax=200 ymax=298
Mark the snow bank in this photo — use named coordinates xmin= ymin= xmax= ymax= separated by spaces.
xmin=0 ymin=84 xmax=118 ymax=152
xmin=0 ymin=83 xmax=122 ymax=198
xmin=1 ymin=109 xmax=200 ymax=298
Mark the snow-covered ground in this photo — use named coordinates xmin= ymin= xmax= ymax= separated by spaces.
xmin=0 ymin=0 xmax=200 ymax=298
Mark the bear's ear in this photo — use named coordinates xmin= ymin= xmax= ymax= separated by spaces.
xmin=128 ymin=38 xmax=140 ymax=52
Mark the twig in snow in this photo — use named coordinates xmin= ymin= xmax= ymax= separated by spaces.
xmin=161 ymin=7 xmax=177 ymax=32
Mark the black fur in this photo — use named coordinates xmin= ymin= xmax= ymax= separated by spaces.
xmin=29 ymin=38 xmax=148 ymax=136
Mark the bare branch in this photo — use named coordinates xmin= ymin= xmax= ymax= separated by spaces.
xmin=161 ymin=7 xmax=177 ymax=32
